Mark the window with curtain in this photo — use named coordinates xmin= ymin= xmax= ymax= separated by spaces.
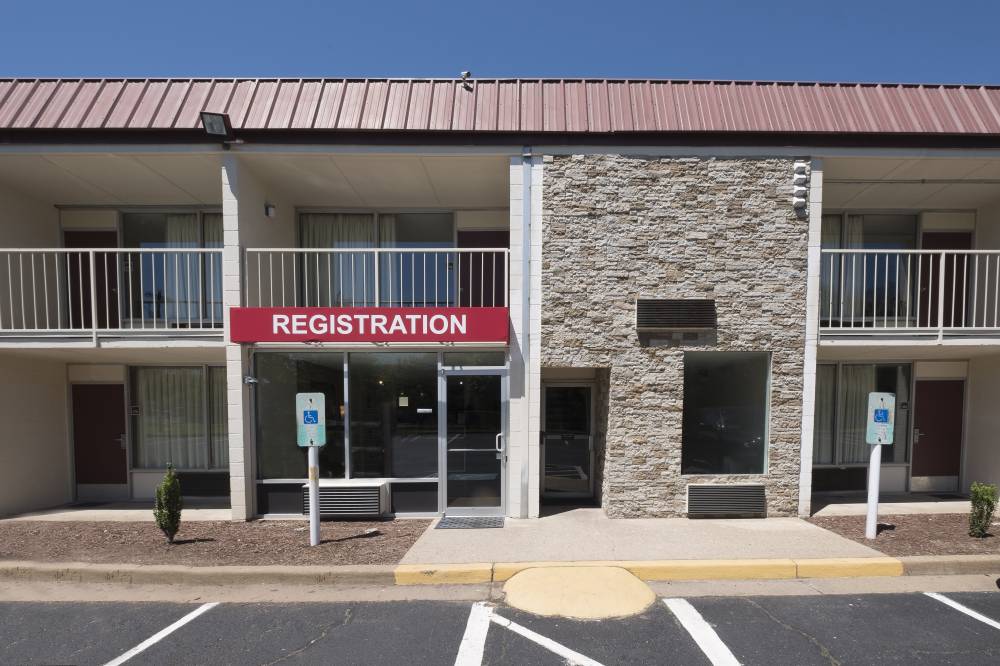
xmin=121 ymin=211 xmax=222 ymax=326
xmin=298 ymin=212 xmax=455 ymax=307
xmin=812 ymin=363 xmax=911 ymax=466
xmin=131 ymin=366 xmax=228 ymax=470
xmin=821 ymin=214 xmax=917 ymax=326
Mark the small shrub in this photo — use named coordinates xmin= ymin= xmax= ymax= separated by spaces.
xmin=969 ymin=482 xmax=998 ymax=538
xmin=154 ymin=464 xmax=183 ymax=543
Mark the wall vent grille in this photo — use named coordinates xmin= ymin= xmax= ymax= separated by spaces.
xmin=636 ymin=299 xmax=717 ymax=331
xmin=301 ymin=485 xmax=384 ymax=517
xmin=687 ymin=484 xmax=766 ymax=518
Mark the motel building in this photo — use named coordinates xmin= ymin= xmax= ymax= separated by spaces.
xmin=2 ymin=77 xmax=1000 ymax=524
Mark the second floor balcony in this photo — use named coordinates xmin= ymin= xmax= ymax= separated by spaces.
xmin=820 ymin=249 xmax=1000 ymax=341
xmin=0 ymin=248 xmax=224 ymax=343
xmin=243 ymin=247 xmax=509 ymax=310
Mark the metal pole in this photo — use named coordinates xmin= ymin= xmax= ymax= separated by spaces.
xmin=308 ymin=445 xmax=320 ymax=547
xmin=865 ymin=444 xmax=882 ymax=540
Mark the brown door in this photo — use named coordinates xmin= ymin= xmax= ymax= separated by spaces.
xmin=911 ymin=380 xmax=964 ymax=490
xmin=918 ymin=232 xmax=973 ymax=328
xmin=64 ymin=231 xmax=119 ymax=330
xmin=457 ymin=230 xmax=509 ymax=307
xmin=72 ymin=384 xmax=127 ymax=484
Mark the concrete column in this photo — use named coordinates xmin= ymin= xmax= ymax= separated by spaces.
xmin=798 ymin=159 xmax=823 ymax=517
xmin=221 ymin=155 xmax=253 ymax=521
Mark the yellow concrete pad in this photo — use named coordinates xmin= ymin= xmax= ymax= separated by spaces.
xmin=626 ymin=559 xmax=798 ymax=581
xmin=795 ymin=557 xmax=904 ymax=579
xmin=503 ymin=566 xmax=656 ymax=620
xmin=394 ymin=563 xmax=493 ymax=585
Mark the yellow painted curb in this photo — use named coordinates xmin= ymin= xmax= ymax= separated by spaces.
xmin=394 ymin=563 xmax=493 ymax=585
xmin=626 ymin=559 xmax=798 ymax=581
xmin=494 ymin=561 xmax=620 ymax=582
xmin=795 ymin=557 xmax=904 ymax=579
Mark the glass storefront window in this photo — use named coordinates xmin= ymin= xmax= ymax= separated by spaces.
xmin=254 ymin=353 xmax=345 ymax=479
xmin=349 ymin=353 xmax=438 ymax=478
xmin=681 ymin=352 xmax=770 ymax=475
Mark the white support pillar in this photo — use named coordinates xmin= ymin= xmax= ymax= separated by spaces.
xmin=507 ymin=153 xmax=544 ymax=519
xmin=221 ymin=155 xmax=253 ymax=521
xmin=798 ymin=158 xmax=823 ymax=517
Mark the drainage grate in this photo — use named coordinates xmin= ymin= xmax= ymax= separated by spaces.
xmin=435 ymin=516 xmax=505 ymax=529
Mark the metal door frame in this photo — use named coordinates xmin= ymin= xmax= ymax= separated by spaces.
xmin=438 ymin=366 xmax=508 ymax=517
xmin=541 ymin=382 xmax=596 ymax=500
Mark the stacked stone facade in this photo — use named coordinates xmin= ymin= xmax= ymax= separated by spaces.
xmin=541 ymin=155 xmax=808 ymax=517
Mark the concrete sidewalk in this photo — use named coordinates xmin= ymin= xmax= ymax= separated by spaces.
xmin=401 ymin=508 xmax=882 ymax=565
xmin=0 ymin=501 xmax=231 ymax=522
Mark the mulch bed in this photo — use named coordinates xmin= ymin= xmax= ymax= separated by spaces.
xmin=809 ymin=514 xmax=1000 ymax=557
xmin=0 ymin=520 xmax=431 ymax=566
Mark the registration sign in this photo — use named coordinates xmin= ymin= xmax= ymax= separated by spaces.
xmin=865 ymin=392 xmax=895 ymax=446
xmin=296 ymin=393 xmax=326 ymax=447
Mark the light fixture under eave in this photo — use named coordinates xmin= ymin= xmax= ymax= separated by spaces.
xmin=200 ymin=111 xmax=241 ymax=148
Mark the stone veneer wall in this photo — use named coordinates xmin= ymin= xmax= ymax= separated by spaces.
xmin=541 ymin=155 xmax=808 ymax=517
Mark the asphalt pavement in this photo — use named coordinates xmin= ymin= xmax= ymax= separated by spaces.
xmin=2 ymin=591 xmax=999 ymax=665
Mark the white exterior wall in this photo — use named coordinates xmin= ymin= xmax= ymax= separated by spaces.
xmin=506 ymin=155 xmax=543 ymax=519
xmin=0 ymin=354 xmax=70 ymax=516
xmin=0 ymin=181 xmax=59 ymax=248
xmin=964 ymin=355 xmax=1000 ymax=489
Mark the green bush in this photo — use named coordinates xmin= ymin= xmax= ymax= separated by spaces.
xmin=154 ymin=464 xmax=183 ymax=543
xmin=969 ymin=482 xmax=998 ymax=538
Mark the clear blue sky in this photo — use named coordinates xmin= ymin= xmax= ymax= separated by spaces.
xmin=3 ymin=1 xmax=998 ymax=84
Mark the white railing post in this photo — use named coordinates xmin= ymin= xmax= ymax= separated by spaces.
xmin=374 ymin=249 xmax=380 ymax=307
xmin=937 ymin=251 xmax=947 ymax=340
xmin=89 ymin=250 xmax=98 ymax=345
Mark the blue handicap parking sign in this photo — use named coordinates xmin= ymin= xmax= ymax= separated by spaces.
xmin=873 ymin=408 xmax=889 ymax=423
xmin=303 ymin=410 xmax=319 ymax=425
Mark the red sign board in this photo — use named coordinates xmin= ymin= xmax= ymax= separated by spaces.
xmin=229 ymin=307 xmax=509 ymax=344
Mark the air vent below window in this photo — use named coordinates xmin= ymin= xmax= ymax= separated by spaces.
xmin=636 ymin=299 xmax=717 ymax=331
xmin=687 ymin=484 xmax=766 ymax=518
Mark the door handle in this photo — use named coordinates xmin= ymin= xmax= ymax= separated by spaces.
xmin=913 ymin=428 xmax=922 ymax=444
xmin=495 ymin=433 xmax=503 ymax=453
xmin=115 ymin=434 xmax=127 ymax=450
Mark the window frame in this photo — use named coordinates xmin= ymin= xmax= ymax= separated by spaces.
xmin=812 ymin=361 xmax=913 ymax=468
xmin=679 ymin=351 xmax=772 ymax=477
xmin=128 ymin=364 xmax=228 ymax=472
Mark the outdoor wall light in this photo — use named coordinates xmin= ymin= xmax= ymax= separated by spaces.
xmin=264 ymin=203 xmax=277 ymax=218
xmin=200 ymin=111 xmax=241 ymax=148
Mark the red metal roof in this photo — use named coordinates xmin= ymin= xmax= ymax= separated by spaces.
xmin=1 ymin=78 xmax=999 ymax=135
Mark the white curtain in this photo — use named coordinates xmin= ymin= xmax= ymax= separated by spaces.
xmin=163 ymin=214 xmax=199 ymax=325
xmin=812 ymin=365 xmax=837 ymax=465
xmin=202 ymin=213 xmax=223 ymax=323
xmin=378 ymin=214 xmax=401 ymax=306
xmin=209 ymin=367 xmax=228 ymax=468
xmin=844 ymin=215 xmax=866 ymax=324
xmin=820 ymin=215 xmax=842 ymax=324
xmin=133 ymin=367 xmax=207 ymax=469
xmin=838 ymin=364 xmax=875 ymax=463
xmin=300 ymin=213 xmax=376 ymax=306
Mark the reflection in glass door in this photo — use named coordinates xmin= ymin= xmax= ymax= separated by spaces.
xmin=443 ymin=373 xmax=504 ymax=515
xmin=542 ymin=385 xmax=593 ymax=499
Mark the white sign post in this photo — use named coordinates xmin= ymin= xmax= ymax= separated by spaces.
xmin=296 ymin=392 xmax=326 ymax=547
xmin=864 ymin=392 xmax=895 ymax=540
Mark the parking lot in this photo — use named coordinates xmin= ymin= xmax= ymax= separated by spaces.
xmin=1 ymin=591 xmax=999 ymax=665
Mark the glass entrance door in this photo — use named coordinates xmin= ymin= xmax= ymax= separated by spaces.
xmin=542 ymin=385 xmax=594 ymax=499
xmin=443 ymin=373 xmax=504 ymax=515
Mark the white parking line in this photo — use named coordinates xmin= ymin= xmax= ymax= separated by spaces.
xmin=663 ymin=598 xmax=740 ymax=666
xmin=925 ymin=592 xmax=1000 ymax=631
xmin=103 ymin=602 xmax=219 ymax=666
xmin=454 ymin=602 xmax=606 ymax=666
xmin=490 ymin=613 xmax=605 ymax=666
xmin=454 ymin=602 xmax=492 ymax=666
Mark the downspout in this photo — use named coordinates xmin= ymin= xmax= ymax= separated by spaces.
xmin=520 ymin=147 xmax=532 ymax=519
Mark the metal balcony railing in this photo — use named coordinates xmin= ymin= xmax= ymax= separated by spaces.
xmin=244 ymin=248 xmax=509 ymax=309
xmin=820 ymin=249 xmax=1000 ymax=339
xmin=0 ymin=248 xmax=224 ymax=341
